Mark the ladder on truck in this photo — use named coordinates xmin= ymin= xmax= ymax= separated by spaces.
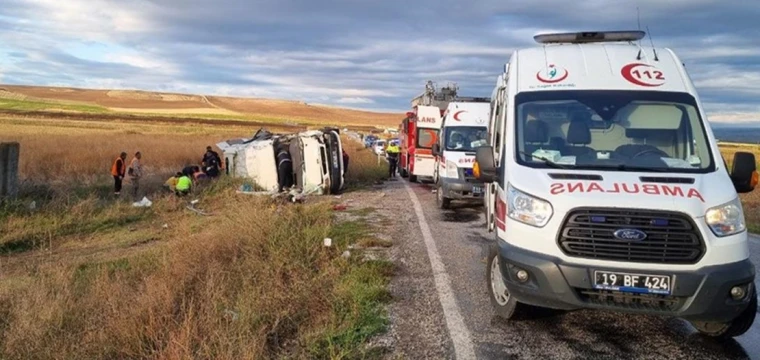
xmin=411 ymin=80 xmax=458 ymax=111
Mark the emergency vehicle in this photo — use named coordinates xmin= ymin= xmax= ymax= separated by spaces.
xmin=474 ymin=30 xmax=759 ymax=339
xmin=399 ymin=81 xmax=456 ymax=182
xmin=431 ymin=98 xmax=491 ymax=209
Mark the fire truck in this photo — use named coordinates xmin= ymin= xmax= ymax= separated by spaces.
xmin=399 ymin=81 xmax=458 ymax=182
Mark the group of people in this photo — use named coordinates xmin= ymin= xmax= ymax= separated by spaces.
xmin=165 ymin=146 xmax=224 ymax=196
xmin=111 ymin=151 xmax=143 ymax=198
xmin=110 ymin=146 xmax=225 ymax=199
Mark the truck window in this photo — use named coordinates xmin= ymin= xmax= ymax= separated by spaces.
xmin=444 ymin=126 xmax=488 ymax=152
xmin=514 ymin=90 xmax=715 ymax=173
xmin=416 ymin=128 xmax=438 ymax=149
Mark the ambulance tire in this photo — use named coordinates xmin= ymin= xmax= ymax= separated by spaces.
xmin=486 ymin=243 xmax=535 ymax=321
xmin=325 ymin=131 xmax=343 ymax=194
xmin=691 ymin=286 xmax=757 ymax=341
xmin=436 ymin=181 xmax=451 ymax=209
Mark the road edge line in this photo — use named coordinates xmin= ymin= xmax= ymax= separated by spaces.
xmin=401 ymin=179 xmax=477 ymax=360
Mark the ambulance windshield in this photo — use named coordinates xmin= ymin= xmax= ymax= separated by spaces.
xmin=444 ymin=126 xmax=488 ymax=151
xmin=514 ymin=90 xmax=715 ymax=173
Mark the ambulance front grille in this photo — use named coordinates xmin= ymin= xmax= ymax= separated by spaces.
xmin=557 ymin=208 xmax=705 ymax=264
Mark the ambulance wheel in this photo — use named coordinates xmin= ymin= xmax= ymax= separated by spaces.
xmin=436 ymin=181 xmax=451 ymax=209
xmin=691 ymin=286 xmax=757 ymax=341
xmin=486 ymin=243 xmax=533 ymax=320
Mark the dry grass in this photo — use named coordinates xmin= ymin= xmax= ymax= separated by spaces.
xmin=0 ymin=182 xmax=392 ymax=359
xmin=719 ymin=143 xmax=760 ymax=232
xmin=0 ymin=124 xmax=390 ymax=359
xmin=0 ymin=84 xmax=403 ymax=128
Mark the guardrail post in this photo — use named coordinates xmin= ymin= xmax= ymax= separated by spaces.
xmin=0 ymin=142 xmax=20 ymax=200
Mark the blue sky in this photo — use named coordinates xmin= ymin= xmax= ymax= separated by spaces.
xmin=1 ymin=0 xmax=759 ymax=122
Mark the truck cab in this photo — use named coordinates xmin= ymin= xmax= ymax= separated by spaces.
xmin=474 ymin=30 xmax=759 ymax=340
xmin=432 ymin=100 xmax=491 ymax=209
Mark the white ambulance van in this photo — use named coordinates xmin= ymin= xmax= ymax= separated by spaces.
xmin=432 ymin=100 xmax=491 ymax=209
xmin=474 ymin=31 xmax=759 ymax=339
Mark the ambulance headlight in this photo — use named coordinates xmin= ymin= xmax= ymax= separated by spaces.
xmin=446 ymin=160 xmax=458 ymax=178
xmin=507 ymin=184 xmax=553 ymax=227
xmin=705 ymin=197 xmax=746 ymax=237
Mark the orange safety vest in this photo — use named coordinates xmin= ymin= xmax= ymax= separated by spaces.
xmin=111 ymin=157 xmax=125 ymax=176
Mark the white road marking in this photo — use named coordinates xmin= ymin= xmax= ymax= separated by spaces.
xmin=401 ymin=178 xmax=477 ymax=360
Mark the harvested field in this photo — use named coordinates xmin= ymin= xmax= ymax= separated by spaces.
xmin=0 ymin=84 xmax=403 ymax=128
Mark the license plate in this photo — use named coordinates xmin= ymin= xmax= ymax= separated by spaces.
xmin=593 ymin=271 xmax=672 ymax=295
xmin=472 ymin=186 xmax=482 ymax=194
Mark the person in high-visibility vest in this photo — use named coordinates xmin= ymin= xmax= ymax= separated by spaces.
xmin=175 ymin=173 xmax=192 ymax=196
xmin=385 ymin=142 xmax=400 ymax=178
xmin=111 ymin=152 xmax=127 ymax=196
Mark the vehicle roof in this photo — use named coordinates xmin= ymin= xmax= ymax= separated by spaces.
xmin=443 ymin=102 xmax=490 ymax=127
xmin=512 ymin=42 xmax=693 ymax=94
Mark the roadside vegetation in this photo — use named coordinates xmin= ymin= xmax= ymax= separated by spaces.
xmin=718 ymin=142 xmax=760 ymax=232
xmin=0 ymin=118 xmax=390 ymax=359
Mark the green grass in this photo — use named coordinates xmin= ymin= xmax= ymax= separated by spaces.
xmin=0 ymin=98 xmax=108 ymax=113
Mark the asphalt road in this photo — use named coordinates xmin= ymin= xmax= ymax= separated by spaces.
xmin=394 ymin=177 xmax=760 ymax=360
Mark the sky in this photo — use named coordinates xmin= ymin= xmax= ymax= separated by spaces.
xmin=0 ymin=0 xmax=759 ymax=122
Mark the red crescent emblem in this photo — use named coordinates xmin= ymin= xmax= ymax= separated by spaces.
xmin=453 ymin=110 xmax=466 ymax=121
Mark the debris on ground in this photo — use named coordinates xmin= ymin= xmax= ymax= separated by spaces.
xmin=323 ymin=238 xmax=332 ymax=247
xmin=341 ymin=250 xmax=351 ymax=258
xmin=333 ymin=204 xmax=348 ymax=211
xmin=132 ymin=197 xmax=152 ymax=207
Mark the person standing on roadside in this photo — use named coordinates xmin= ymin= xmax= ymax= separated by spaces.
xmin=128 ymin=151 xmax=143 ymax=199
xmin=385 ymin=141 xmax=400 ymax=178
xmin=111 ymin=152 xmax=127 ymax=196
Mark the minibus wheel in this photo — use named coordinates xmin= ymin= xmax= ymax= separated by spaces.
xmin=486 ymin=243 xmax=532 ymax=320
xmin=691 ymin=286 xmax=756 ymax=341
xmin=436 ymin=181 xmax=451 ymax=209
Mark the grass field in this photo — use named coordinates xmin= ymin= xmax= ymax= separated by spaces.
xmin=0 ymin=84 xmax=403 ymax=129
xmin=0 ymin=118 xmax=391 ymax=359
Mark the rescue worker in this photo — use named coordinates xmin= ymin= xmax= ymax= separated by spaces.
xmin=111 ymin=152 xmax=127 ymax=196
xmin=201 ymin=146 xmax=223 ymax=178
xmin=385 ymin=141 xmax=400 ymax=178
xmin=276 ymin=144 xmax=293 ymax=192
xmin=128 ymin=151 xmax=143 ymax=200
xmin=175 ymin=173 xmax=192 ymax=196
xmin=164 ymin=172 xmax=182 ymax=192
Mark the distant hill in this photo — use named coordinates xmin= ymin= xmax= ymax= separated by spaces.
xmin=0 ymin=84 xmax=404 ymax=129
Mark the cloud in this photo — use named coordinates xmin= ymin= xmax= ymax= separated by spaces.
xmin=336 ymin=97 xmax=374 ymax=104
xmin=0 ymin=0 xmax=759 ymax=119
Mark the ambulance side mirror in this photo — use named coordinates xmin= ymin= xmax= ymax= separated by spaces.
xmin=730 ymin=151 xmax=758 ymax=193
xmin=432 ymin=143 xmax=441 ymax=156
xmin=474 ymin=146 xmax=497 ymax=183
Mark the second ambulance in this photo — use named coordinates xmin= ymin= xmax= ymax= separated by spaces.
xmin=432 ymin=99 xmax=491 ymax=209
xmin=475 ymin=30 xmax=758 ymax=340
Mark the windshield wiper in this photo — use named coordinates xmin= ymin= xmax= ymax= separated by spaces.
xmin=518 ymin=151 xmax=574 ymax=169
xmin=582 ymin=163 xmax=670 ymax=172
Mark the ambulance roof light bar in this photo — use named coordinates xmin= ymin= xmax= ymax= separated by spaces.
xmin=534 ymin=30 xmax=646 ymax=44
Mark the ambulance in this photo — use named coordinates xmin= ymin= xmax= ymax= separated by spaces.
xmin=474 ymin=30 xmax=759 ymax=339
xmin=432 ymin=99 xmax=491 ymax=209
xmin=407 ymin=104 xmax=444 ymax=182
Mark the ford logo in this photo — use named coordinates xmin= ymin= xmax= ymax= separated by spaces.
xmin=613 ymin=229 xmax=647 ymax=241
